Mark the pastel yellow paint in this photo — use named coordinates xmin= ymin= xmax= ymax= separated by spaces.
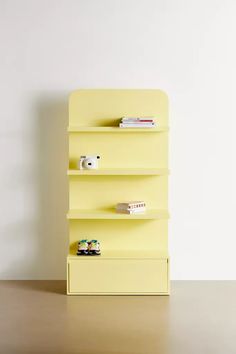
xmin=69 ymin=131 xmax=168 ymax=169
xmin=67 ymin=168 xmax=169 ymax=176
xmin=67 ymin=258 xmax=169 ymax=295
xmin=67 ymin=89 xmax=169 ymax=295
xmin=67 ymin=126 xmax=168 ymax=132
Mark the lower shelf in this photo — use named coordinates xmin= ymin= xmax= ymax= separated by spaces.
xmin=67 ymin=252 xmax=169 ymax=295
xmin=67 ymin=209 xmax=169 ymax=220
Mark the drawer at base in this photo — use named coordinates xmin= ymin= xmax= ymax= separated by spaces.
xmin=67 ymin=258 xmax=169 ymax=294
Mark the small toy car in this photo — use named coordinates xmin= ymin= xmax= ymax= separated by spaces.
xmin=77 ymin=239 xmax=89 ymax=255
xmin=88 ymin=240 xmax=101 ymax=255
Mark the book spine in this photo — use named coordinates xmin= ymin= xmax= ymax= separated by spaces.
xmin=116 ymin=202 xmax=146 ymax=209
xmin=119 ymin=123 xmax=156 ymax=128
xmin=122 ymin=117 xmax=156 ymax=120
xmin=116 ymin=208 xmax=146 ymax=212
xmin=129 ymin=208 xmax=146 ymax=214
xmin=122 ymin=119 xmax=155 ymax=122
xmin=120 ymin=122 xmax=155 ymax=124
xmin=116 ymin=208 xmax=146 ymax=214
xmin=116 ymin=209 xmax=131 ymax=214
xmin=117 ymin=202 xmax=146 ymax=208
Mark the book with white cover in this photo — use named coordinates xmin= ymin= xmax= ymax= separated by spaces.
xmin=121 ymin=120 xmax=155 ymax=123
xmin=117 ymin=201 xmax=146 ymax=208
xmin=119 ymin=123 xmax=156 ymax=128
xmin=116 ymin=207 xmax=146 ymax=214
xmin=121 ymin=116 xmax=157 ymax=121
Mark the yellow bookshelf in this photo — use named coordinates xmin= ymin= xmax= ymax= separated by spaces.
xmin=67 ymin=89 xmax=169 ymax=295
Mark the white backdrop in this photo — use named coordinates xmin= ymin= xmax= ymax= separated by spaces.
xmin=0 ymin=0 xmax=235 ymax=279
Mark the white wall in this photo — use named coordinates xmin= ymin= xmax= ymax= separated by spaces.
xmin=0 ymin=0 xmax=235 ymax=279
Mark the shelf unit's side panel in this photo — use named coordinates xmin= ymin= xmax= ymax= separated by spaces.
xmin=69 ymin=89 xmax=168 ymax=127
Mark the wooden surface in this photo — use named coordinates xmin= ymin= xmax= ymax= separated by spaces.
xmin=0 ymin=281 xmax=235 ymax=354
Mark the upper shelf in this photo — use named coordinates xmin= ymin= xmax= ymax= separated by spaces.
xmin=67 ymin=168 xmax=169 ymax=176
xmin=67 ymin=126 xmax=168 ymax=133
xmin=67 ymin=209 xmax=169 ymax=220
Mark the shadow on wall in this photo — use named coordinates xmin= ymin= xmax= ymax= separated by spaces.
xmin=1 ymin=92 xmax=69 ymax=280
xmin=35 ymin=94 xmax=68 ymax=279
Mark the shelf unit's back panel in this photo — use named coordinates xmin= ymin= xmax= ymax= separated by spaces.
xmin=69 ymin=89 xmax=168 ymax=127
xmin=69 ymin=175 xmax=168 ymax=210
xmin=69 ymin=219 xmax=168 ymax=253
xmin=69 ymin=132 xmax=168 ymax=169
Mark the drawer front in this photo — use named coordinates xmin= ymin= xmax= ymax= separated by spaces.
xmin=68 ymin=259 xmax=168 ymax=294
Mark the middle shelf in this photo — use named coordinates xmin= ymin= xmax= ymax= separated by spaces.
xmin=67 ymin=168 xmax=169 ymax=176
xmin=67 ymin=209 xmax=169 ymax=220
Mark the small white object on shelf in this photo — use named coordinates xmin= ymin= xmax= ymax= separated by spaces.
xmin=119 ymin=117 xmax=157 ymax=128
xmin=116 ymin=201 xmax=146 ymax=214
xmin=116 ymin=207 xmax=146 ymax=214
xmin=78 ymin=155 xmax=100 ymax=170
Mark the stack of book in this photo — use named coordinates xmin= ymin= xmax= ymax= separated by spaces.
xmin=119 ymin=117 xmax=156 ymax=128
xmin=116 ymin=201 xmax=146 ymax=214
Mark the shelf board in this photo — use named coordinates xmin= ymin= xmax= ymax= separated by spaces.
xmin=68 ymin=126 xmax=168 ymax=133
xmin=68 ymin=249 xmax=168 ymax=260
xmin=67 ymin=209 xmax=169 ymax=220
xmin=67 ymin=168 xmax=169 ymax=176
